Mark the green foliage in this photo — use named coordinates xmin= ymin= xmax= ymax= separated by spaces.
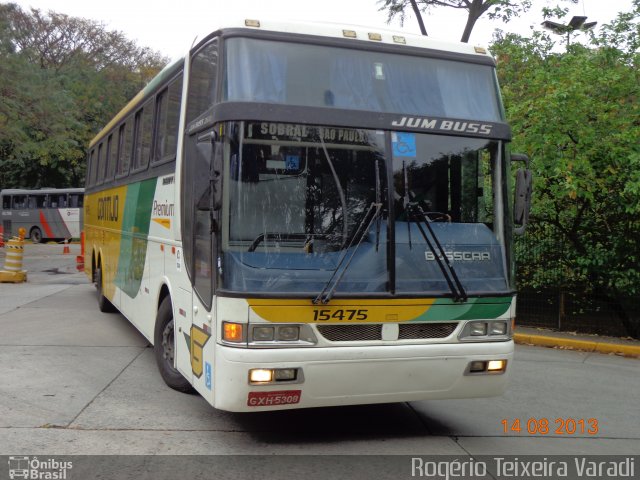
xmin=0 ymin=2 xmax=168 ymax=189
xmin=492 ymin=3 xmax=640 ymax=296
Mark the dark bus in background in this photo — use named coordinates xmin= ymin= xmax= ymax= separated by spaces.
xmin=0 ymin=188 xmax=84 ymax=243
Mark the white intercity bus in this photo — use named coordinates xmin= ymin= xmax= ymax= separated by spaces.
xmin=84 ymin=20 xmax=531 ymax=411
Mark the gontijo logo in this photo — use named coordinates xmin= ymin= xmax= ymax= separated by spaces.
xmin=8 ymin=456 xmax=73 ymax=479
xmin=97 ymin=194 xmax=119 ymax=222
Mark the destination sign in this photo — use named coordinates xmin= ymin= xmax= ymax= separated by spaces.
xmin=245 ymin=122 xmax=373 ymax=146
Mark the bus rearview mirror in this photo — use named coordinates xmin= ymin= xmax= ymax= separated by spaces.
xmin=514 ymin=167 xmax=532 ymax=235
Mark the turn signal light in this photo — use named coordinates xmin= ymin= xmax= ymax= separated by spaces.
xmin=223 ymin=322 xmax=244 ymax=342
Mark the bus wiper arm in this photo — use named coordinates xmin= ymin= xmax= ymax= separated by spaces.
xmin=407 ymin=203 xmax=468 ymax=303
xmin=313 ymin=202 xmax=382 ymax=305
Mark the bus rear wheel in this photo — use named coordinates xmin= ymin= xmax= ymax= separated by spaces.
xmin=30 ymin=227 xmax=42 ymax=244
xmin=154 ymin=297 xmax=194 ymax=393
xmin=96 ymin=265 xmax=116 ymax=313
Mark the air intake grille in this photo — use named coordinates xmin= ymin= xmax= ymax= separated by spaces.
xmin=317 ymin=324 xmax=382 ymax=341
xmin=398 ymin=323 xmax=457 ymax=339
xmin=316 ymin=323 xmax=458 ymax=342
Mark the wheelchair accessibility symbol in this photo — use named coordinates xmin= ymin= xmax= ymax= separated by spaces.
xmin=392 ymin=132 xmax=417 ymax=157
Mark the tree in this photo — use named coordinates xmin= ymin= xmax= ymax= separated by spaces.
xmin=0 ymin=2 xmax=167 ymax=188
xmin=378 ymin=0 xmax=538 ymax=42
xmin=492 ymin=2 xmax=640 ymax=336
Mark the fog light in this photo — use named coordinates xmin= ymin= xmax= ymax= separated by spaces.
xmin=470 ymin=322 xmax=487 ymax=336
xmin=253 ymin=326 xmax=275 ymax=341
xmin=274 ymin=368 xmax=297 ymax=381
xmin=487 ymin=360 xmax=506 ymax=372
xmin=249 ymin=369 xmax=273 ymax=383
xmin=277 ymin=326 xmax=300 ymax=341
xmin=223 ymin=322 xmax=245 ymax=342
xmin=469 ymin=360 xmax=486 ymax=373
xmin=490 ymin=322 xmax=507 ymax=335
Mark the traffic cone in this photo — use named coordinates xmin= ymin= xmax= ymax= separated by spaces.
xmin=76 ymin=232 xmax=85 ymax=272
xmin=63 ymin=238 xmax=70 ymax=254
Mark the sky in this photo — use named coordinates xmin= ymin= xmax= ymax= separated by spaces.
xmin=10 ymin=0 xmax=636 ymax=60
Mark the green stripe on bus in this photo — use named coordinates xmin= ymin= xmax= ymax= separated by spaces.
xmin=115 ymin=178 xmax=157 ymax=298
xmin=412 ymin=296 xmax=512 ymax=321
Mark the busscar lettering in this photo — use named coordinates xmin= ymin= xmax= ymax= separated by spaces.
xmin=425 ymin=251 xmax=491 ymax=262
xmin=392 ymin=116 xmax=494 ymax=135
xmin=97 ymin=195 xmax=119 ymax=222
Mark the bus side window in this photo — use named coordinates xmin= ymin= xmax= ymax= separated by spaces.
xmin=106 ymin=131 xmax=118 ymax=181
xmin=87 ymin=149 xmax=96 ymax=187
xmin=154 ymin=74 xmax=183 ymax=163
xmin=117 ymin=122 xmax=133 ymax=177
xmin=186 ymin=40 xmax=217 ymax=123
xmin=133 ymin=100 xmax=153 ymax=172
xmin=1 ymin=196 xmax=10 ymax=210
xmin=95 ymin=143 xmax=105 ymax=185
xmin=69 ymin=194 xmax=81 ymax=208
xmin=12 ymin=195 xmax=26 ymax=209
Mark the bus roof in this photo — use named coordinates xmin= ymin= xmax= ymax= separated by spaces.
xmin=0 ymin=188 xmax=84 ymax=196
xmin=201 ymin=19 xmax=492 ymax=58
xmin=89 ymin=19 xmax=493 ymax=148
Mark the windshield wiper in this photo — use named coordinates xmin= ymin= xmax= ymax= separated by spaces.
xmin=313 ymin=202 xmax=382 ymax=305
xmin=320 ymin=134 xmax=349 ymax=246
xmin=407 ymin=202 xmax=468 ymax=302
xmin=400 ymin=160 xmax=466 ymax=302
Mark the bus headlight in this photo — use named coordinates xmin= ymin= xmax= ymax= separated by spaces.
xmin=470 ymin=322 xmax=488 ymax=336
xmin=465 ymin=359 xmax=507 ymax=375
xmin=249 ymin=367 xmax=302 ymax=385
xmin=490 ymin=322 xmax=508 ymax=335
xmin=248 ymin=324 xmax=316 ymax=346
xmin=253 ymin=326 xmax=275 ymax=341
xmin=277 ymin=326 xmax=299 ymax=341
xmin=459 ymin=320 xmax=511 ymax=341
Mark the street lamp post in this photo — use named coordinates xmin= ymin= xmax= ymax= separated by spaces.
xmin=541 ymin=16 xmax=597 ymax=47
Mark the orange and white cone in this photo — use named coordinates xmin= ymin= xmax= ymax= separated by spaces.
xmin=63 ymin=239 xmax=70 ymax=254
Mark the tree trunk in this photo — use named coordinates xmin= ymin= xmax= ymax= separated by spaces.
xmin=460 ymin=0 xmax=488 ymax=43
xmin=409 ymin=0 xmax=428 ymax=36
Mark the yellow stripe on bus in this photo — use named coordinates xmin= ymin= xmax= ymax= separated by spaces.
xmin=248 ymin=298 xmax=437 ymax=324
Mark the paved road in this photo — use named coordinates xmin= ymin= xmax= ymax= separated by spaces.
xmin=1 ymin=245 xmax=638 ymax=459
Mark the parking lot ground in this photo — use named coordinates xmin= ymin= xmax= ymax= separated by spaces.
xmin=1 ymin=244 xmax=638 ymax=458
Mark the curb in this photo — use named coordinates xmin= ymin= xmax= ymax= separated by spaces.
xmin=514 ymin=333 xmax=640 ymax=358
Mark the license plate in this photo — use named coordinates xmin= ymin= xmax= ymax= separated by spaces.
xmin=247 ymin=390 xmax=302 ymax=407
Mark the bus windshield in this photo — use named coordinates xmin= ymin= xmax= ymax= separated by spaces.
xmin=220 ymin=122 xmax=510 ymax=297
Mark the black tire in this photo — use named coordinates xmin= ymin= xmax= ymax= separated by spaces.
xmin=96 ymin=265 xmax=117 ymax=313
xmin=30 ymin=227 xmax=42 ymax=244
xmin=154 ymin=297 xmax=194 ymax=393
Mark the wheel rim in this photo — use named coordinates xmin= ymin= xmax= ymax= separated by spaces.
xmin=161 ymin=319 xmax=177 ymax=370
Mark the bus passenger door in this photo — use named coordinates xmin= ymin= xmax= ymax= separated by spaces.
xmin=178 ymin=38 xmax=219 ymax=402
xmin=174 ymin=282 xmax=194 ymax=384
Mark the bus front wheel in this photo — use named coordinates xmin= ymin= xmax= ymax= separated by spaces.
xmin=154 ymin=297 xmax=194 ymax=393
xmin=30 ymin=227 xmax=42 ymax=244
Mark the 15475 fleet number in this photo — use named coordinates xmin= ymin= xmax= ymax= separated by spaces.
xmin=312 ymin=309 xmax=369 ymax=321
